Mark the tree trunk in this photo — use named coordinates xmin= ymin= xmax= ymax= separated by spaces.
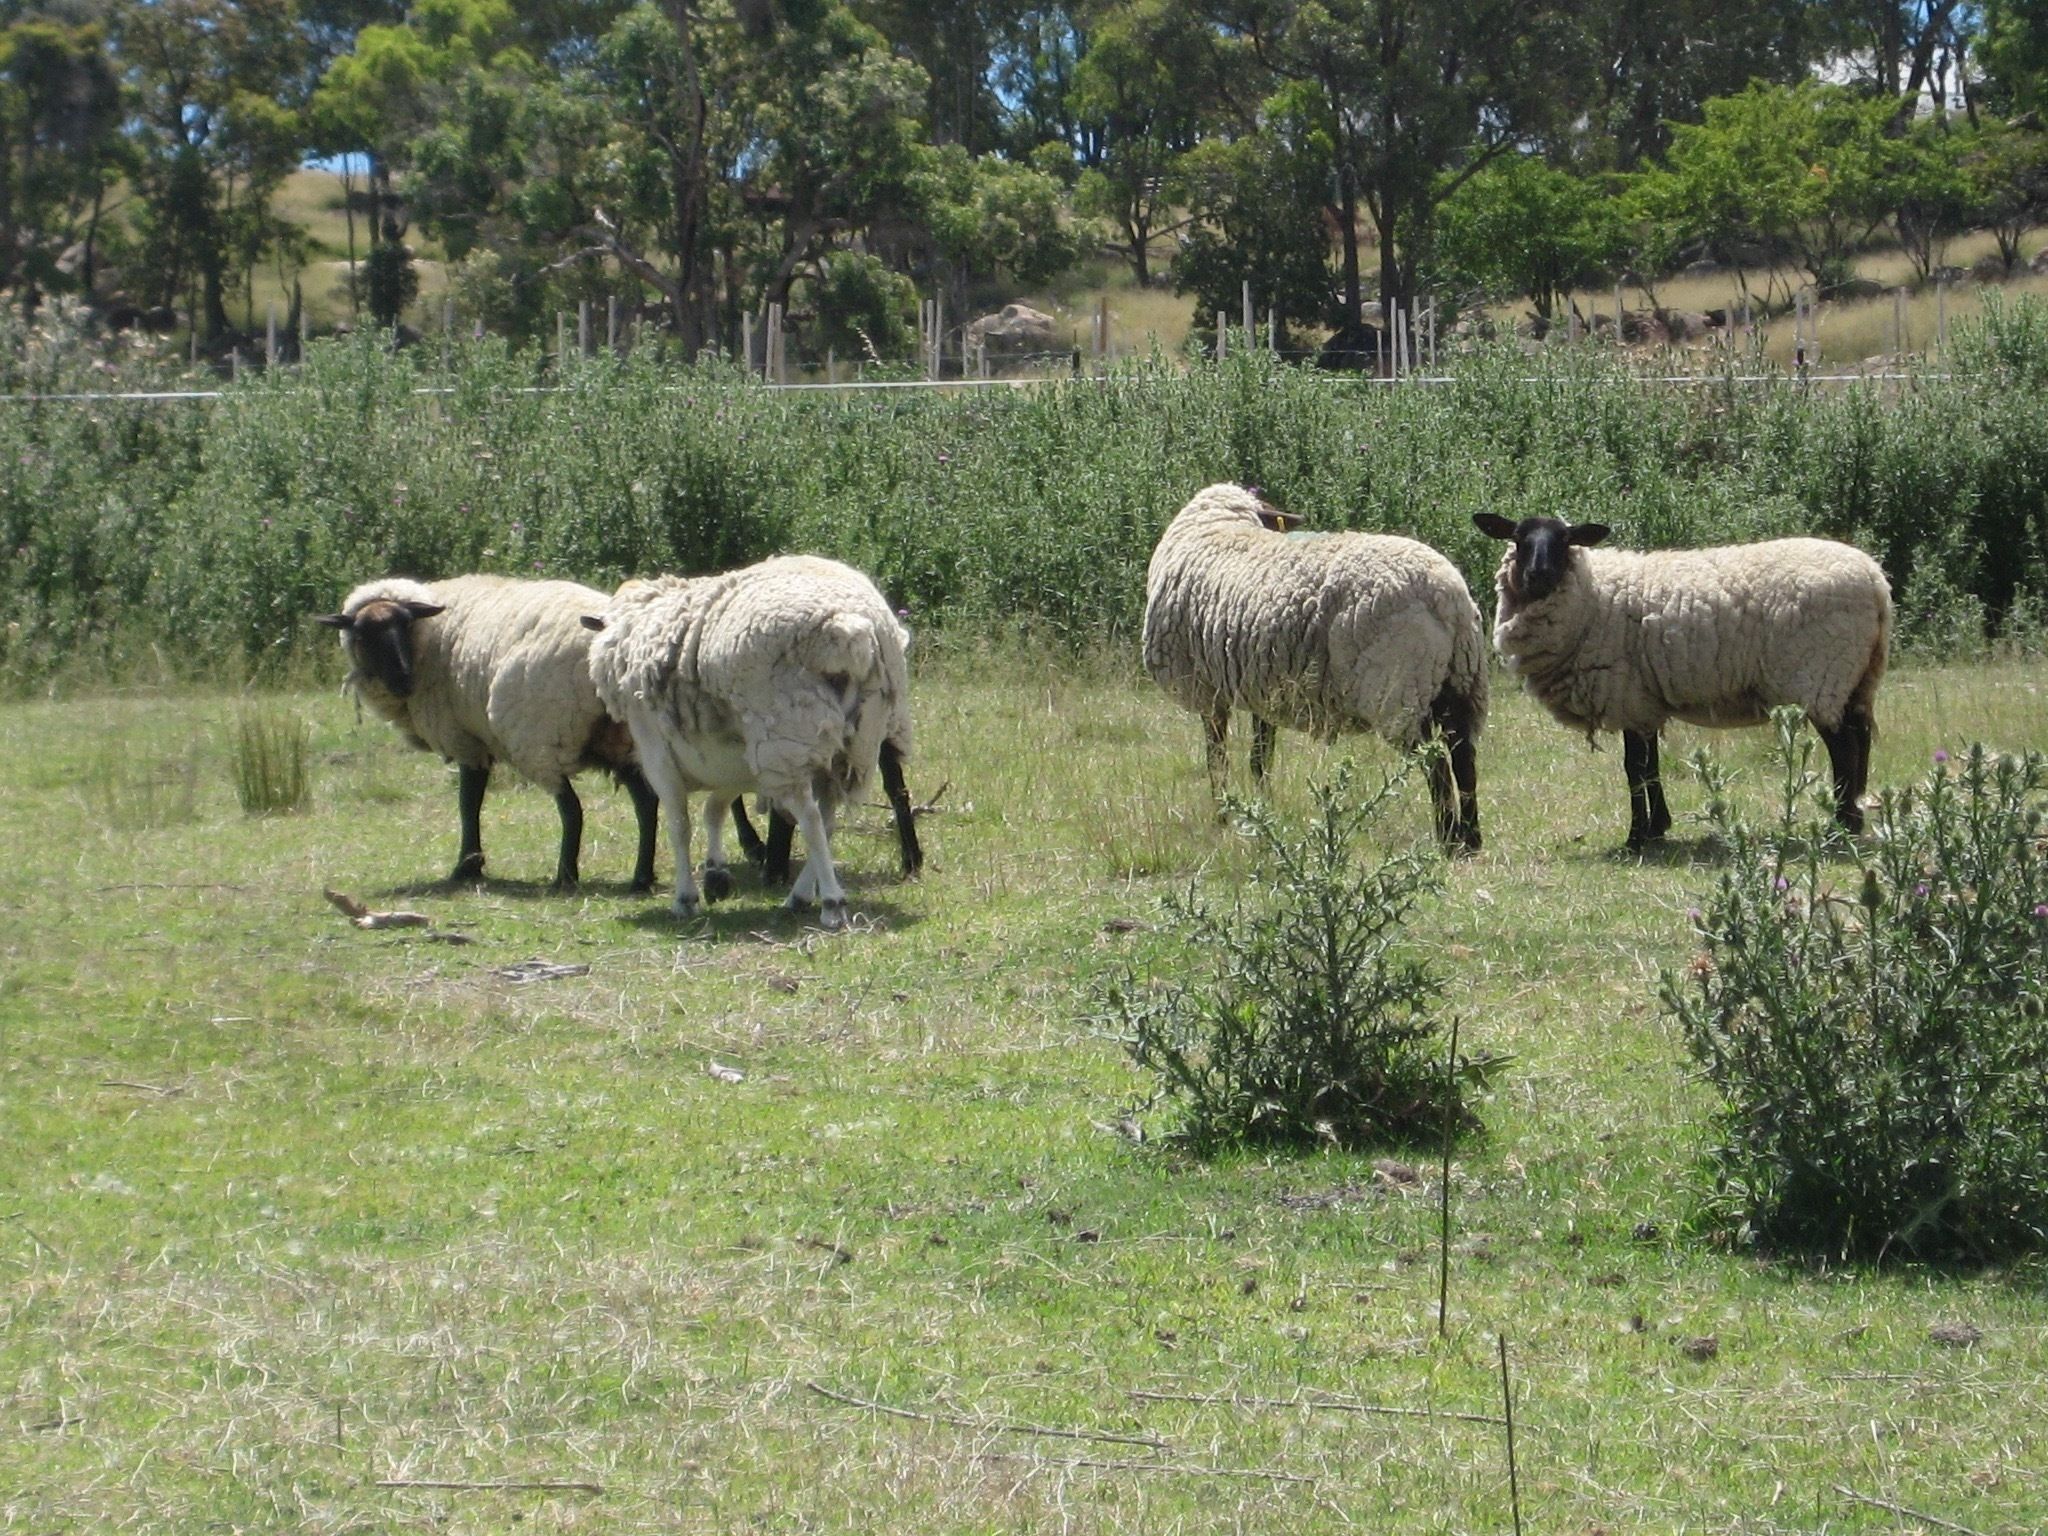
xmin=1337 ymin=161 xmax=1363 ymax=331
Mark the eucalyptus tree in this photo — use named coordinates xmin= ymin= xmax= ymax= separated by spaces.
xmin=1069 ymin=0 xmax=1218 ymax=286
xmin=0 ymin=16 xmax=124 ymax=308
xmin=114 ymin=0 xmax=307 ymax=339
xmin=1209 ymin=0 xmax=1588 ymax=334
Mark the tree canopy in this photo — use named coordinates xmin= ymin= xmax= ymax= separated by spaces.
xmin=0 ymin=0 xmax=2042 ymax=357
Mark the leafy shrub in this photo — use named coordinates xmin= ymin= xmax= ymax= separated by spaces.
xmin=1105 ymin=762 xmax=1475 ymax=1153
xmin=1665 ymin=714 xmax=2048 ymax=1261
xmin=10 ymin=300 xmax=2048 ymax=691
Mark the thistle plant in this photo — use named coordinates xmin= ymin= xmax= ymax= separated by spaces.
xmin=1665 ymin=712 xmax=2048 ymax=1261
xmin=1106 ymin=760 xmax=1477 ymax=1154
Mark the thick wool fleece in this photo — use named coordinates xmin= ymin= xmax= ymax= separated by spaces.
xmin=586 ymin=555 xmax=912 ymax=805
xmin=337 ymin=574 xmax=630 ymax=789
xmin=1142 ymin=483 xmax=1488 ymax=747
xmin=1491 ymin=538 xmax=1892 ymax=739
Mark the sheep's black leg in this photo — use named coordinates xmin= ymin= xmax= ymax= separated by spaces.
xmin=1819 ymin=703 xmax=1873 ymax=833
xmin=1427 ymin=685 xmax=1482 ymax=852
xmin=731 ymin=797 xmax=769 ymax=865
xmin=454 ymin=765 xmax=489 ymax=880
xmin=1643 ymin=731 xmax=1673 ymax=839
xmin=620 ymin=766 xmax=661 ymax=893
xmin=551 ymin=781 xmax=584 ymax=890
xmin=1621 ymin=730 xmax=1668 ymax=850
xmin=1202 ymin=709 xmax=1229 ymax=798
xmin=1250 ymin=716 xmax=1279 ymax=784
xmin=881 ymin=738 xmax=924 ymax=876
xmin=763 ymin=810 xmax=796 ymax=884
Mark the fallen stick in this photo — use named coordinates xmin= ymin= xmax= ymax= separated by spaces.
xmin=806 ymin=1380 xmax=1168 ymax=1450
xmin=975 ymin=1450 xmax=1312 ymax=1485
xmin=1832 ymin=1485 xmax=1987 ymax=1536
xmin=324 ymin=888 xmax=433 ymax=930
xmin=374 ymin=1478 xmax=603 ymax=1495
xmin=1127 ymin=1388 xmax=1504 ymax=1427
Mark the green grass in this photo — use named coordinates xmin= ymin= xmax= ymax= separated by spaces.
xmin=3 ymin=652 xmax=2045 ymax=1531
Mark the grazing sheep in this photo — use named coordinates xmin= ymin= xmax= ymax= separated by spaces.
xmin=729 ymin=728 xmax=922 ymax=885
xmin=318 ymin=575 xmax=660 ymax=890
xmin=1143 ymin=483 xmax=1489 ymax=850
xmin=583 ymin=556 xmax=915 ymax=930
xmin=1474 ymin=513 xmax=1892 ymax=848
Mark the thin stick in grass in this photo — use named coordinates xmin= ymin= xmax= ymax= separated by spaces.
xmin=1438 ymin=1015 xmax=1459 ymax=1338
xmin=1499 ymin=1334 xmax=1522 ymax=1536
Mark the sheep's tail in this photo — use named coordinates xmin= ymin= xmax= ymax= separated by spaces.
xmin=1851 ymin=579 xmax=1894 ymax=724
xmin=801 ymin=611 xmax=891 ymax=690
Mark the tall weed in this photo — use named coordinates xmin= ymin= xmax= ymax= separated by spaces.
xmin=1666 ymin=716 xmax=2048 ymax=1261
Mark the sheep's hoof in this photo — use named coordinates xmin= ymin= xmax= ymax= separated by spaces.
xmin=451 ymin=852 xmax=486 ymax=881
xmin=701 ymin=864 xmax=734 ymax=902
xmin=628 ymin=874 xmax=655 ymax=896
xmin=783 ymin=892 xmax=812 ymax=915
xmin=670 ymin=894 xmax=702 ymax=920
xmin=817 ymin=900 xmax=848 ymax=932
xmin=550 ymin=872 xmax=580 ymax=893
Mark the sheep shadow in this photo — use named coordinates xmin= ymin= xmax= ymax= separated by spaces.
xmin=371 ymin=874 xmax=654 ymax=903
xmin=612 ymin=885 xmax=926 ymax=940
xmin=1592 ymin=834 xmax=1734 ymax=870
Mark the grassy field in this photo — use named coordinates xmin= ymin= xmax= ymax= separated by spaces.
xmin=3 ymin=650 xmax=2045 ymax=1532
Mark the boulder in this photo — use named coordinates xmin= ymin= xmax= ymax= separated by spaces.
xmin=965 ymin=303 xmax=1061 ymax=356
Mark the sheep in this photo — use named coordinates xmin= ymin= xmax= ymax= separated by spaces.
xmin=318 ymin=575 xmax=660 ymax=890
xmin=1473 ymin=513 xmax=1892 ymax=848
xmin=582 ymin=555 xmax=915 ymax=930
xmin=1142 ymin=483 xmax=1489 ymax=850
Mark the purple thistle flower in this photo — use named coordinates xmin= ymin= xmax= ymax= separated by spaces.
xmin=1687 ymin=907 xmax=1704 ymax=925
xmin=1934 ymin=749 xmax=1950 ymax=764
xmin=2035 ymin=903 xmax=2048 ymax=920
xmin=1774 ymin=876 xmax=1790 ymax=892
xmin=1914 ymin=882 xmax=1929 ymax=897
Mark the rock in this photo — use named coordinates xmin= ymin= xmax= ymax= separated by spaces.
xmin=965 ymin=302 xmax=1061 ymax=356
xmin=1825 ymin=276 xmax=1887 ymax=302
xmin=1972 ymin=253 xmax=2012 ymax=283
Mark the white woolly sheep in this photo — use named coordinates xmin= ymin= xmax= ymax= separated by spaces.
xmin=582 ymin=555 xmax=916 ymax=930
xmin=318 ymin=575 xmax=659 ymax=890
xmin=1143 ymin=483 xmax=1489 ymax=850
xmin=1474 ymin=513 xmax=1892 ymax=848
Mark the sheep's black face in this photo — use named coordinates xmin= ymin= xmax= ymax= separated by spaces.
xmin=315 ymin=597 xmax=445 ymax=699
xmin=1473 ymin=513 xmax=1609 ymax=603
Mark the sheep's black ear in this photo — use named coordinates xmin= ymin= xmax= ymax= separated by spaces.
xmin=580 ymin=614 xmax=607 ymax=632
xmin=315 ymin=612 xmax=354 ymax=631
xmin=1472 ymin=513 xmax=1517 ymax=540
xmin=1566 ymin=522 xmax=1611 ymax=547
xmin=400 ymin=601 xmax=446 ymax=621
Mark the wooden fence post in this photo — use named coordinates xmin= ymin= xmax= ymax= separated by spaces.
xmin=1215 ymin=310 xmax=1226 ymax=362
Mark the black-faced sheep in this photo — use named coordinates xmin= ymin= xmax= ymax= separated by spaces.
xmin=318 ymin=575 xmax=659 ymax=890
xmin=1474 ymin=513 xmax=1892 ymax=848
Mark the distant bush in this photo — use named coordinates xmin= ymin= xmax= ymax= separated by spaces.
xmin=1666 ymin=716 xmax=2048 ymax=1261
xmin=1105 ymin=763 xmax=1476 ymax=1153
xmin=4 ymin=299 xmax=2048 ymax=692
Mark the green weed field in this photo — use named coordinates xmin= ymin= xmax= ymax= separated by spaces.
xmin=3 ymin=652 xmax=2044 ymax=1532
